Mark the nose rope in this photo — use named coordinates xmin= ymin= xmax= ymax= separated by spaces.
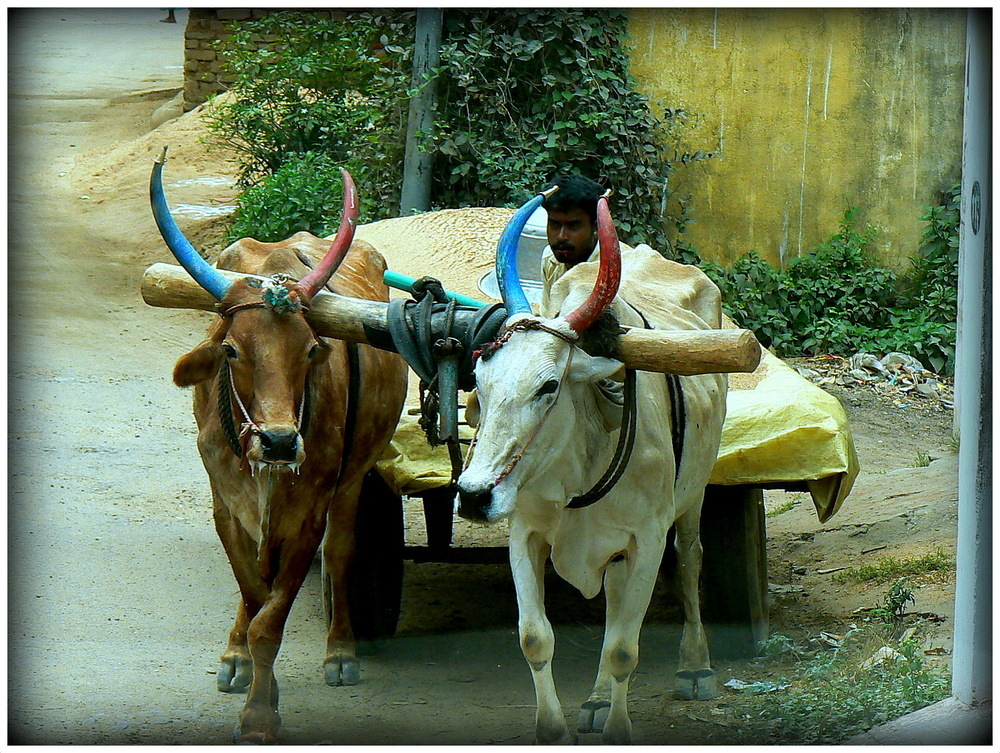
xmin=223 ymin=356 xmax=310 ymax=468
xmin=218 ymin=294 xmax=312 ymax=467
xmin=228 ymin=359 xmax=263 ymax=454
xmin=493 ymin=345 xmax=575 ymax=486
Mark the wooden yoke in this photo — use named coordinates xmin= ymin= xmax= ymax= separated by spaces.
xmin=141 ymin=262 xmax=762 ymax=375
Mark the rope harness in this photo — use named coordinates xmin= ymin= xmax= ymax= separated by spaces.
xmin=385 ymin=277 xmax=507 ymax=481
xmin=476 ymin=317 xmax=641 ymax=509
xmin=214 ymin=281 xmax=312 ymax=467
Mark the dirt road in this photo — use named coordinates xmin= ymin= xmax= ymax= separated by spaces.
xmin=8 ymin=9 xmax=959 ymax=745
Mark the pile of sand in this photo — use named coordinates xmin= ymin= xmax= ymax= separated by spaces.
xmin=71 ymin=93 xmax=240 ymax=204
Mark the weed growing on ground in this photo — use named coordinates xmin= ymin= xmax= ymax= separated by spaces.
xmin=912 ymin=449 xmax=931 ymax=468
xmin=833 ymin=548 xmax=953 ymax=584
xmin=737 ymin=623 xmax=949 ymax=744
xmin=765 ymin=498 xmax=799 ymax=518
xmin=870 ymin=578 xmax=916 ymax=625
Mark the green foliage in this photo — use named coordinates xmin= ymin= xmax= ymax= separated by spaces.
xmin=227 ymin=151 xmax=346 ymax=242
xmin=703 ymin=209 xmax=900 ymax=356
xmin=871 ymin=578 xmax=917 ymax=625
xmin=833 ymin=548 xmax=954 ymax=585
xmin=207 ymin=10 xmax=415 ymax=231
xmin=743 ymin=628 xmax=949 ymax=744
xmin=426 ymin=9 xmax=679 ymax=254
xmin=704 ymin=193 xmax=960 ymax=375
xmin=209 ymin=9 xmax=686 ymax=253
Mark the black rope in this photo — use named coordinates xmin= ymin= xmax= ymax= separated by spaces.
xmin=218 ymin=358 xmax=244 ymax=458
xmin=566 ymin=367 xmax=638 ymax=509
xmin=385 ymin=277 xmax=507 ymax=482
xmin=631 ymin=305 xmax=685 ymax=483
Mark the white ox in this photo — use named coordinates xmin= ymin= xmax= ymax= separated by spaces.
xmin=456 ymin=195 xmax=727 ymax=744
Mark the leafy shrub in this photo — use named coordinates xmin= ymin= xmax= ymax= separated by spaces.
xmin=227 ymin=151 xmax=347 ymax=242
xmin=209 ymin=9 xmax=687 ymax=254
xmin=208 ymin=10 xmax=415 ymax=232
xmin=703 ymin=208 xmax=900 ymax=356
xmin=426 ymin=9 xmax=678 ymax=253
xmin=705 ymin=193 xmax=960 ymax=375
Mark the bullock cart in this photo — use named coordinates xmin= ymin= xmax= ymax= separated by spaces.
xmin=374 ymin=332 xmax=857 ymax=658
xmin=358 ymin=208 xmax=856 ymax=659
xmin=143 ymin=206 xmax=857 ymax=661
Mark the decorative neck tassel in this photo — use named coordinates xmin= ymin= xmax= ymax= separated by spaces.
xmin=262 ymin=278 xmax=305 ymax=314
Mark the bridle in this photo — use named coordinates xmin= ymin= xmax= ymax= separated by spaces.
xmin=472 ymin=314 xmax=642 ymax=510
xmin=216 ymin=290 xmax=312 ymax=465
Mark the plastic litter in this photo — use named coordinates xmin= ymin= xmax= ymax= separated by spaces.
xmin=724 ymin=678 xmax=789 ymax=694
xmin=859 ymin=646 xmax=903 ymax=670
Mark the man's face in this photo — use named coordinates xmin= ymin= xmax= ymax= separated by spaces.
xmin=546 ymin=207 xmax=597 ymax=266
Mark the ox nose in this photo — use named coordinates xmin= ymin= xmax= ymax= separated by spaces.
xmin=259 ymin=428 xmax=300 ymax=463
xmin=456 ymin=484 xmax=493 ymax=522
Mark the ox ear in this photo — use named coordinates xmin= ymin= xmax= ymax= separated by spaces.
xmin=569 ymin=354 xmax=625 ymax=384
xmin=174 ymin=320 xmax=226 ymax=386
xmin=173 ymin=339 xmax=224 ymax=387
xmin=464 ymin=390 xmax=480 ymax=429
xmin=174 ymin=319 xmax=227 ymax=387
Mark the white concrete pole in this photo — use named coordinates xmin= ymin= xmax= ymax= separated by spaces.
xmin=951 ymin=7 xmax=991 ymax=707
xmin=399 ymin=8 xmax=443 ymax=216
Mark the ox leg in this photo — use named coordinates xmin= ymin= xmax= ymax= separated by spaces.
xmin=237 ymin=540 xmax=320 ymax=744
xmin=323 ymin=480 xmax=362 ymax=687
xmin=673 ymin=505 xmax=716 ymax=700
xmin=218 ymin=601 xmax=254 ymax=692
xmin=586 ymin=540 xmax=663 ymax=745
xmin=509 ymin=517 xmax=575 ymax=745
xmin=213 ymin=501 xmax=266 ymax=694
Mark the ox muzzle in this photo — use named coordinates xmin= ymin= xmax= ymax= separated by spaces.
xmin=258 ymin=427 xmax=301 ymax=463
xmin=244 ymin=424 xmax=306 ymax=475
xmin=456 ymin=482 xmax=494 ymax=523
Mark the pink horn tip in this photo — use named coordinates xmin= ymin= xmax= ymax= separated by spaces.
xmin=564 ymin=195 xmax=621 ymax=333
xmin=295 ymin=169 xmax=358 ymax=300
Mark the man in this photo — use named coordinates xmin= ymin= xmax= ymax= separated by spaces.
xmin=538 ymin=174 xmax=644 ymax=315
xmin=539 ymin=174 xmax=605 ymax=314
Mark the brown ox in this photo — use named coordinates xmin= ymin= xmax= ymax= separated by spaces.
xmin=152 ymin=159 xmax=407 ymax=743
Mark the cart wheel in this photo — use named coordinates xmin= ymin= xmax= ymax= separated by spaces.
xmin=322 ymin=470 xmax=404 ymax=644
xmin=698 ymin=485 xmax=769 ymax=659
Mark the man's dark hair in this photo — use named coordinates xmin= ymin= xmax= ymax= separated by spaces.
xmin=542 ymin=173 xmax=605 ymax=224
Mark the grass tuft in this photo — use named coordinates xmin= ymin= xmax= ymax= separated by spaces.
xmin=832 ymin=548 xmax=953 ymax=584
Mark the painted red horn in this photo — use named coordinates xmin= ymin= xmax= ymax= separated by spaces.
xmin=563 ymin=195 xmax=621 ymax=333
xmin=294 ymin=169 xmax=358 ymax=300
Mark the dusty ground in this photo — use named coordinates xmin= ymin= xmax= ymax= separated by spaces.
xmin=8 ymin=9 xmax=961 ymax=746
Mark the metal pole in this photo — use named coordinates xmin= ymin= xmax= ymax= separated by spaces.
xmin=399 ymin=8 xmax=442 ymax=216
xmin=951 ymin=7 xmax=991 ymax=708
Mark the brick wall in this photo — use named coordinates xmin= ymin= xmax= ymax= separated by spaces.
xmin=183 ymin=9 xmax=246 ymax=111
xmin=182 ymin=8 xmax=344 ymax=112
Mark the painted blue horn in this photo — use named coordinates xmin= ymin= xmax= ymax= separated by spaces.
xmin=496 ymin=190 xmax=556 ymax=316
xmin=150 ymin=147 xmax=232 ymax=301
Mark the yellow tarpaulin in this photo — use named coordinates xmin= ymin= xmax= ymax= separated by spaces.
xmin=711 ymin=346 xmax=858 ymax=522
xmin=377 ymin=348 xmax=859 ymax=524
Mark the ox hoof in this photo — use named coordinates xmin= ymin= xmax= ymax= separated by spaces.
xmin=602 ymin=721 xmax=632 ymax=746
xmin=324 ymin=658 xmax=360 ymax=687
xmin=674 ymin=670 xmax=717 ymax=700
xmin=234 ymin=708 xmax=281 ymax=744
xmin=233 ymin=729 xmax=275 ymax=745
xmin=535 ymin=728 xmax=577 ymax=745
xmin=577 ymin=700 xmax=610 ymax=734
xmin=218 ymin=656 xmax=253 ymax=693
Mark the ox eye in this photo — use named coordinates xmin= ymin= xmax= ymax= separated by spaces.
xmin=222 ymin=343 xmax=238 ymax=359
xmin=536 ymin=379 xmax=559 ymax=397
xmin=308 ymin=343 xmax=321 ymax=360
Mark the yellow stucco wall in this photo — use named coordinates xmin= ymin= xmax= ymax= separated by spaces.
xmin=627 ymin=8 xmax=966 ymax=271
